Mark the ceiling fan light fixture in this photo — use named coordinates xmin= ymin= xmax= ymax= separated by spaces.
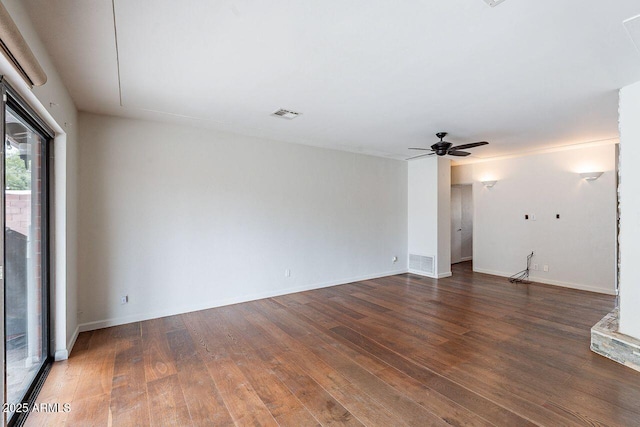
xmin=407 ymin=132 xmax=489 ymax=159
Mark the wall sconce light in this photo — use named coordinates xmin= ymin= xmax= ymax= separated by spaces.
xmin=482 ymin=180 xmax=497 ymax=188
xmin=579 ymin=172 xmax=603 ymax=181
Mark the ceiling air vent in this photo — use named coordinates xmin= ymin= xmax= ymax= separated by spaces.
xmin=271 ymin=109 xmax=300 ymax=120
xmin=482 ymin=0 xmax=507 ymax=7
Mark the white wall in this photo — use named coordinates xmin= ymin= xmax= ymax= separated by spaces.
xmin=452 ymin=144 xmax=617 ymax=294
xmin=77 ymin=113 xmax=407 ymax=329
xmin=1 ymin=0 xmax=78 ymax=359
xmin=408 ymin=157 xmax=451 ymax=278
xmin=619 ymin=81 xmax=640 ymax=338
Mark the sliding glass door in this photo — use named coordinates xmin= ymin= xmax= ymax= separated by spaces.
xmin=2 ymin=83 xmax=52 ymax=426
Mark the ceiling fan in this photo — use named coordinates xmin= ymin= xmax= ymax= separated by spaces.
xmin=407 ymin=132 xmax=488 ymax=159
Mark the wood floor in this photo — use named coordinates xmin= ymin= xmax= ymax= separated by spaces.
xmin=25 ymin=262 xmax=640 ymax=426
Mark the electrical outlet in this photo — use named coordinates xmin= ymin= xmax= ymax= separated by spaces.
xmin=120 ymin=295 xmax=128 ymax=305
xmin=285 ymin=269 xmax=291 ymax=277
xmin=543 ymin=265 xmax=549 ymax=272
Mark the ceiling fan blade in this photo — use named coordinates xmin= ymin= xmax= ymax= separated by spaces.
xmin=449 ymin=141 xmax=488 ymax=151
xmin=408 ymin=147 xmax=433 ymax=151
xmin=406 ymin=153 xmax=436 ymax=160
xmin=447 ymin=151 xmax=471 ymax=157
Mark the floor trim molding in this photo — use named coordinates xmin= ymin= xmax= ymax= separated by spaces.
xmin=473 ymin=267 xmax=616 ymax=295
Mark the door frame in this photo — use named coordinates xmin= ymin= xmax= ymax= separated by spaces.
xmin=451 ymin=184 xmax=473 ymax=266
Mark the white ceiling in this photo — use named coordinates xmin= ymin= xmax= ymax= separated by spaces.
xmin=22 ymin=0 xmax=640 ymax=161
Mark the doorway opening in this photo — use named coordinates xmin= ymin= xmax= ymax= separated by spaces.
xmin=451 ymin=184 xmax=473 ymax=265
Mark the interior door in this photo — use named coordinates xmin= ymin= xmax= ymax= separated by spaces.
xmin=451 ymin=186 xmax=462 ymax=264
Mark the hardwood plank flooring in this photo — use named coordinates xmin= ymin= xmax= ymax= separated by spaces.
xmin=26 ymin=262 xmax=640 ymax=426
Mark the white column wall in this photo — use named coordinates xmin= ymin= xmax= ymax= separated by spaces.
xmin=619 ymin=80 xmax=640 ymax=338
xmin=408 ymin=157 xmax=451 ymax=278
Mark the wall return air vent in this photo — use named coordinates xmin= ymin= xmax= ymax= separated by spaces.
xmin=271 ymin=109 xmax=300 ymax=120
xmin=409 ymin=254 xmax=435 ymax=275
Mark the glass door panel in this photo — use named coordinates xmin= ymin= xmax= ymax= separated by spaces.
xmin=4 ymin=105 xmax=47 ymax=418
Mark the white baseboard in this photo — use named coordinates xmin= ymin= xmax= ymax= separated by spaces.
xmin=54 ymin=325 xmax=80 ymax=361
xmin=407 ymin=270 xmax=452 ymax=279
xmin=460 ymin=256 xmax=473 ymax=262
xmin=408 ymin=269 xmax=435 ymax=278
xmin=472 ymin=267 xmax=616 ymax=295
xmin=78 ymin=268 xmax=409 ymax=332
